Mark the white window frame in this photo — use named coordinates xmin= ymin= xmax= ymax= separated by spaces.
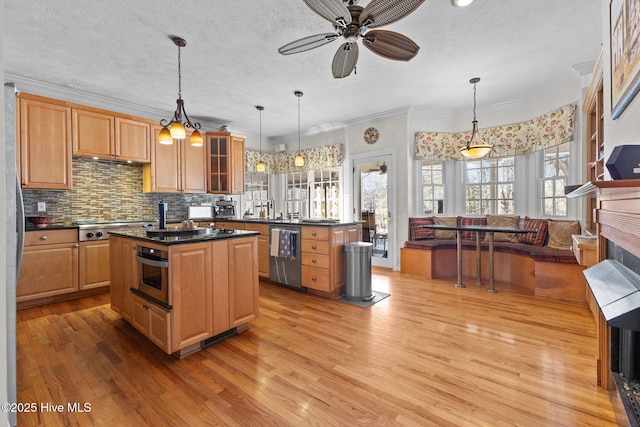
xmin=464 ymin=156 xmax=515 ymax=215
xmin=421 ymin=160 xmax=445 ymax=214
xmin=541 ymin=142 xmax=570 ymax=217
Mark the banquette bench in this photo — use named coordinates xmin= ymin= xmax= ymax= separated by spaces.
xmin=400 ymin=216 xmax=587 ymax=302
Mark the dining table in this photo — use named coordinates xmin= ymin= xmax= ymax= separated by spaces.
xmin=422 ymin=224 xmax=537 ymax=292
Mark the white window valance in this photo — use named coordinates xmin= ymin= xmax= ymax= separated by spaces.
xmin=245 ymin=143 xmax=344 ymax=174
xmin=414 ymin=104 xmax=576 ymax=160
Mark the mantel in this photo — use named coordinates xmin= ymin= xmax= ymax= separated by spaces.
xmin=566 ymin=179 xmax=640 ymax=198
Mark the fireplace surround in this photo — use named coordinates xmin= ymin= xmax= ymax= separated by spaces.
xmin=584 ymin=180 xmax=640 ymax=426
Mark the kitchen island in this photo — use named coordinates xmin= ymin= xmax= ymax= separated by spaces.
xmin=213 ymin=219 xmax=362 ymax=299
xmin=109 ymin=227 xmax=260 ymax=357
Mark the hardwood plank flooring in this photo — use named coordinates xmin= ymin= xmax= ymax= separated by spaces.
xmin=16 ymin=269 xmax=617 ymax=426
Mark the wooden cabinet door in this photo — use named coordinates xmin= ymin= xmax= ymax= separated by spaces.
xmin=17 ymin=242 xmax=79 ymax=302
xmin=72 ymin=108 xmax=114 ymax=158
xmin=229 ymin=134 xmax=245 ymax=194
xmin=115 ymin=117 xmax=150 ymax=163
xmin=80 ymin=240 xmax=111 ymax=290
xmin=131 ymin=294 xmax=150 ymax=333
xmin=228 ymin=237 xmax=259 ymax=327
xmin=145 ymin=125 xmax=180 ymax=192
xmin=170 ymin=243 xmax=213 ymax=350
xmin=257 ymin=235 xmax=269 ymax=278
xmin=148 ymin=303 xmax=171 ymax=353
xmin=211 ymin=240 xmax=230 ymax=335
xmin=181 ymin=133 xmax=207 ymax=193
xmin=19 ymin=97 xmax=72 ymax=189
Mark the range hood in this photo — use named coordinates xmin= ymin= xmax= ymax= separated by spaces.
xmin=584 ymin=259 xmax=640 ymax=331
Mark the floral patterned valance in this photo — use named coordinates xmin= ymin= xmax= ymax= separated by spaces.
xmin=414 ymin=104 xmax=576 ymax=160
xmin=245 ymin=143 xmax=344 ymax=174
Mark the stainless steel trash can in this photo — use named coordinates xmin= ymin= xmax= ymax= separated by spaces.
xmin=344 ymin=242 xmax=374 ymax=301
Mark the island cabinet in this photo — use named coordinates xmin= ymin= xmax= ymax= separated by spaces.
xmin=17 ymin=229 xmax=79 ymax=303
xmin=18 ymin=94 xmax=72 ymax=190
xmin=110 ymin=234 xmax=259 ymax=357
xmin=143 ymin=125 xmax=206 ymax=193
xmin=206 ymin=132 xmax=245 ymax=194
xmin=301 ymin=224 xmax=361 ymax=299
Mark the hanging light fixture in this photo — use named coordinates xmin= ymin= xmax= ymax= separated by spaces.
xmin=256 ymin=106 xmax=266 ymax=172
xmin=158 ymin=36 xmax=203 ymax=147
xmin=294 ymin=91 xmax=305 ymax=167
xmin=460 ymin=77 xmax=493 ymax=159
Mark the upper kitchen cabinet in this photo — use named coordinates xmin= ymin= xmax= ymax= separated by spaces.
xmin=206 ymin=132 xmax=245 ymax=194
xmin=18 ymin=94 xmax=72 ymax=190
xmin=143 ymin=125 xmax=206 ymax=193
xmin=72 ymin=107 xmax=151 ymax=163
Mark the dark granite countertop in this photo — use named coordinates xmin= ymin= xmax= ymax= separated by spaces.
xmin=215 ymin=218 xmax=363 ymax=226
xmin=109 ymin=228 xmax=259 ymax=245
xmin=25 ymin=224 xmax=78 ymax=232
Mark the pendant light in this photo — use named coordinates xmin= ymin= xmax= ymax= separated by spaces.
xmin=158 ymin=36 xmax=203 ymax=147
xmin=256 ymin=106 xmax=266 ymax=172
xmin=459 ymin=77 xmax=492 ymax=159
xmin=294 ymin=91 xmax=305 ymax=167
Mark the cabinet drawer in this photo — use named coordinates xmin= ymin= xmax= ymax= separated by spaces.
xmin=302 ymin=226 xmax=329 ymax=240
xmin=301 ymin=239 xmax=329 ymax=254
xmin=243 ymin=223 xmax=269 ymax=236
xmin=302 ymin=252 xmax=329 ymax=269
xmin=216 ymin=222 xmax=245 ymax=230
xmin=302 ymin=266 xmax=330 ymax=292
xmin=25 ymin=229 xmax=77 ymax=246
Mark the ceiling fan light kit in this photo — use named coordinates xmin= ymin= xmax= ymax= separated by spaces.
xmin=159 ymin=36 xmax=203 ymax=147
xmin=459 ymin=77 xmax=493 ymax=159
xmin=278 ymin=0 xmax=425 ymax=78
xmin=451 ymin=0 xmax=475 ymax=7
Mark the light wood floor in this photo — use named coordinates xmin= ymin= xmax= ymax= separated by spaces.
xmin=16 ymin=269 xmax=618 ymax=426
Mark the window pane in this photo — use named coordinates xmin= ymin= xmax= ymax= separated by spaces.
xmin=556 ymin=198 xmax=567 ymax=216
xmin=467 ymin=169 xmax=481 ymax=184
xmin=544 ymin=180 xmax=554 ymax=197
xmin=554 ymin=178 xmax=566 ymax=196
xmin=543 ymin=198 xmax=554 ymax=216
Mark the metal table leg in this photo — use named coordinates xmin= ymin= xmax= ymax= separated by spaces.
xmin=487 ymin=232 xmax=497 ymax=293
xmin=475 ymin=232 xmax=483 ymax=286
xmin=455 ymin=230 xmax=465 ymax=288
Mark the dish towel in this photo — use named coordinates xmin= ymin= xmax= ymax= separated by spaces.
xmin=270 ymin=228 xmax=280 ymax=257
xmin=278 ymin=230 xmax=296 ymax=260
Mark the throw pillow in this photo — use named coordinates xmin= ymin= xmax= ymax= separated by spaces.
xmin=432 ymin=216 xmax=458 ymax=239
xmin=517 ymin=217 xmax=549 ymax=246
xmin=486 ymin=215 xmax=520 ymax=242
xmin=459 ymin=216 xmax=487 ymax=241
xmin=547 ymin=220 xmax=581 ymax=250
xmin=409 ymin=217 xmax=435 ymax=240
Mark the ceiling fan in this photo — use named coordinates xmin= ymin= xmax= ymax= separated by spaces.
xmin=364 ymin=162 xmax=387 ymax=174
xmin=278 ymin=0 xmax=425 ymax=78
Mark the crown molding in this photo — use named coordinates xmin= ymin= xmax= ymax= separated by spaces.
xmin=4 ymin=73 xmax=221 ymax=129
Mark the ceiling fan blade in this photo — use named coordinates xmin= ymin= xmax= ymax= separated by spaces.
xmin=359 ymin=0 xmax=426 ymax=29
xmin=332 ymin=42 xmax=359 ymax=78
xmin=278 ymin=33 xmax=339 ymax=55
xmin=363 ymin=30 xmax=419 ymax=61
xmin=303 ymin=0 xmax=352 ymax=27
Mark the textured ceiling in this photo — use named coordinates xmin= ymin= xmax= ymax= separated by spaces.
xmin=4 ymin=0 xmax=602 ymax=142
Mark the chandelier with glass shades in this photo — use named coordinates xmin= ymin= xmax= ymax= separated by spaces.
xmin=294 ymin=91 xmax=305 ymax=167
xmin=158 ymin=36 xmax=203 ymax=147
xmin=256 ymin=106 xmax=266 ymax=172
xmin=459 ymin=77 xmax=492 ymax=159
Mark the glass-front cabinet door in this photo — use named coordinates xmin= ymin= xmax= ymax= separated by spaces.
xmin=206 ymin=132 xmax=245 ymax=194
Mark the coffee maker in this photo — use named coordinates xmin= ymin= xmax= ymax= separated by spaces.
xmin=214 ymin=199 xmax=236 ymax=219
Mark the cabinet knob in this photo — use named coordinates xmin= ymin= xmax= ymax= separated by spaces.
xmin=312 ymin=258 xmax=317 ymax=263
xmin=312 ymin=276 xmax=317 ymax=281
xmin=40 ymin=235 xmax=47 ymax=240
xmin=311 ymin=245 xmax=317 ymax=250
xmin=74 ymin=244 xmax=79 ymax=248
xmin=312 ymin=231 xmax=317 ymax=236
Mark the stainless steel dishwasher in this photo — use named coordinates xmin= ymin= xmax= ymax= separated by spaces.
xmin=269 ymin=224 xmax=302 ymax=289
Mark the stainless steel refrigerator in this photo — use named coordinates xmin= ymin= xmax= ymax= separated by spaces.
xmin=5 ymin=82 xmax=21 ymax=427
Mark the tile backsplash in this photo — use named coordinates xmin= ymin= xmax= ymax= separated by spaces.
xmin=23 ymin=157 xmax=223 ymax=224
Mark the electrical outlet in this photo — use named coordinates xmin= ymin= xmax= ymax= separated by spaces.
xmin=37 ymin=202 xmax=46 ymax=212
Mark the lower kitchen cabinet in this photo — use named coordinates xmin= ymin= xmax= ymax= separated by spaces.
xmin=241 ymin=223 xmax=269 ymax=278
xmin=109 ymin=235 xmax=136 ymax=321
xmin=131 ymin=293 xmax=171 ymax=353
xmin=79 ymin=240 xmax=110 ymax=290
xmin=17 ymin=229 xmax=79 ymax=304
xmin=228 ymin=236 xmax=260 ymax=326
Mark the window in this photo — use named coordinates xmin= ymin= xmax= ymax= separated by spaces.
xmin=421 ymin=160 xmax=444 ymax=214
xmin=542 ymin=142 xmax=569 ymax=216
xmin=465 ymin=157 xmax=515 ymax=215
xmin=285 ymin=171 xmax=309 ymax=219
xmin=285 ymin=168 xmax=341 ymax=219
xmin=310 ymin=168 xmax=340 ymax=218
xmin=244 ymin=171 xmax=269 ymax=216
